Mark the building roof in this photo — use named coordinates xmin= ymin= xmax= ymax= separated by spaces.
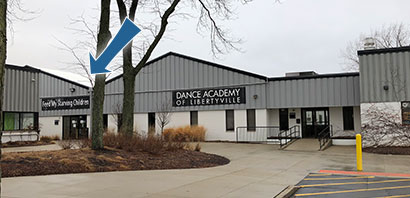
xmin=5 ymin=64 xmax=90 ymax=89
xmin=358 ymin=46 xmax=410 ymax=56
xmin=268 ymin=72 xmax=359 ymax=81
xmin=105 ymin=51 xmax=268 ymax=84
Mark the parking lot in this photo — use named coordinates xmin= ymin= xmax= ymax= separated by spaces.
xmin=294 ymin=173 xmax=410 ymax=197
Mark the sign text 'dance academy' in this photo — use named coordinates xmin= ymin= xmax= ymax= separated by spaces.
xmin=172 ymin=87 xmax=246 ymax=107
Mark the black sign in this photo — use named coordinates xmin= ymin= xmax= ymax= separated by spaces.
xmin=41 ymin=96 xmax=90 ymax=111
xmin=402 ymin=101 xmax=410 ymax=125
xmin=172 ymin=87 xmax=246 ymax=107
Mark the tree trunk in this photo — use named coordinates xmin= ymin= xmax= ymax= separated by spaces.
xmin=121 ymin=43 xmax=135 ymax=135
xmin=91 ymin=0 xmax=112 ymax=150
xmin=0 ymin=0 xmax=6 ymax=193
xmin=119 ymin=0 xmax=180 ymax=136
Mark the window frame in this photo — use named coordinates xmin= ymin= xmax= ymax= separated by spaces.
xmin=190 ymin=111 xmax=198 ymax=126
xmin=247 ymin=109 xmax=256 ymax=131
xmin=225 ymin=110 xmax=235 ymax=131
xmin=3 ymin=111 xmax=39 ymax=131
xmin=343 ymin=107 xmax=355 ymax=131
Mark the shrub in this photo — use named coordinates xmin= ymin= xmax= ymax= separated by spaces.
xmin=57 ymin=140 xmax=75 ymax=149
xmin=74 ymin=139 xmax=91 ymax=149
xmin=103 ymin=132 xmax=188 ymax=155
xmin=194 ymin=143 xmax=201 ymax=152
xmin=163 ymin=125 xmax=206 ymax=142
xmin=40 ymin=135 xmax=60 ymax=143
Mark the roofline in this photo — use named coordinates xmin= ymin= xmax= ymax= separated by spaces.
xmin=268 ymin=72 xmax=359 ymax=81
xmin=358 ymin=46 xmax=410 ymax=56
xmin=6 ymin=64 xmax=90 ymax=89
xmin=105 ymin=51 xmax=268 ymax=84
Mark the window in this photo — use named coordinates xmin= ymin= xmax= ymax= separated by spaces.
xmin=117 ymin=114 xmax=123 ymax=132
xmin=247 ymin=109 xmax=256 ymax=131
xmin=225 ymin=110 xmax=234 ymax=131
xmin=190 ymin=111 xmax=198 ymax=126
xmin=3 ymin=112 xmax=38 ymax=131
xmin=103 ymin=114 xmax=108 ymax=129
xmin=148 ymin=113 xmax=155 ymax=131
xmin=343 ymin=107 xmax=354 ymax=131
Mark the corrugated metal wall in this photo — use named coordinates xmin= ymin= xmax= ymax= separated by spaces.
xmin=359 ymin=50 xmax=410 ymax=103
xmin=39 ymin=73 xmax=90 ymax=117
xmin=104 ymin=55 xmax=267 ymax=113
xmin=267 ymin=75 xmax=360 ymax=108
xmin=3 ymin=67 xmax=39 ymax=112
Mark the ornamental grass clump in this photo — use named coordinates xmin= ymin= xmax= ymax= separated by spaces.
xmin=163 ymin=125 xmax=206 ymax=142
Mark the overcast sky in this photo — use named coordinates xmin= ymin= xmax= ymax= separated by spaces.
xmin=6 ymin=0 xmax=410 ymax=80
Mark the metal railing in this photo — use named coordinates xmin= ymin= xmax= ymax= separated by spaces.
xmin=318 ymin=125 xmax=333 ymax=150
xmin=278 ymin=125 xmax=300 ymax=148
xmin=235 ymin=126 xmax=280 ymax=143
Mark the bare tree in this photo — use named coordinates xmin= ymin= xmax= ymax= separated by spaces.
xmin=156 ymin=98 xmax=173 ymax=135
xmin=0 ymin=0 xmax=6 ymax=193
xmin=91 ymin=0 xmax=112 ymax=150
xmin=111 ymin=102 xmax=123 ymax=130
xmin=116 ymin=0 xmax=257 ymax=135
xmin=342 ymin=23 xmax=410 ymax=71
xmin=362 ymin=63 xmax=409 ymax=148
xmin=0 ymin=0 xmax=38 ymax=192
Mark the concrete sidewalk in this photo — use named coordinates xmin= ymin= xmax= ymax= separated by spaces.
xmin=3 ymin=143 xmax=410 ymax=198
xmin=3 ymin=143 xmax=61 ymax=153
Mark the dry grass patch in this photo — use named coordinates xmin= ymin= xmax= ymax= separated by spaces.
xmin=163 ymin=125 xmax=206 ymax=142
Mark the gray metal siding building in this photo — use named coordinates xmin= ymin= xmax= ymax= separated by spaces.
xmin=2 ymin=51 xmax=365 ymax=141
xmin=359 ymin=47 xmax=410 ymax=103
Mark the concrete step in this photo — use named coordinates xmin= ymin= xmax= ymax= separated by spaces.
xmin=283 ymin=139 xmax=323 ymax=151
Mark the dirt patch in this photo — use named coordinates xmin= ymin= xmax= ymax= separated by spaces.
xmin=1 ymin=147 xmax=230 ymax=177
xmin=2 ymin=141 xmax=54 ymax=148
xmin=363 ymin=146 xmax=410 ymax=155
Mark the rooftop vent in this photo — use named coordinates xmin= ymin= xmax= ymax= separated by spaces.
xmin=285 ymin=71 xmax=318 ymax=77
xmin=363 ymin=37 xmax=376 ymax=50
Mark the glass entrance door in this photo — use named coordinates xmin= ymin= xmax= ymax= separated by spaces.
xmin=63 ymin=115 xmax=88 ymax=140
xmin=302 ymin=108 xmax=329 ymax=138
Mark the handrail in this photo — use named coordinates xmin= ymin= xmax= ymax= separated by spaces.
xmin=318 ymin=125 xmax=332 ymax=150
xmin=278 ymin=125 xmax=300 ymax=148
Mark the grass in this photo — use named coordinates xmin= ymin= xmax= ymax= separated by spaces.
xmin=163 ymin=125 xmax=206 ymax=142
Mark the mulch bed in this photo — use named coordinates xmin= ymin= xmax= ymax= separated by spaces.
xmin=363 ymin=146 xmax=410 ymax=155
xmin=2 ymin=141 xmax=54 ymax=148
xmin=1 ymin=147 xmax=230 ymax=177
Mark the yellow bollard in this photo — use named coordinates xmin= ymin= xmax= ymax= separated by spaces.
xmin=356 ymin=134 xmax=363 ymax=171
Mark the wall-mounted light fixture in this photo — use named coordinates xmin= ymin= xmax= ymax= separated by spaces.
xmin=253 ymin=94 xmax=258 ymax=99
xmin=383 ymin=85 xmax=389 ymax=91
xmin=69 ymin=88 xmax=76 ymax=92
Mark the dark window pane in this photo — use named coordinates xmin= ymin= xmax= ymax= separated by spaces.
xmin=103 ymin=114 xmax=108 ymax=129
xmin=190 ymin=111 xmax=198 ymax=126
xmin=4 ymin=113 xmax=19 ymax=130
xmin=247 ymin=109 xmax=256 ymax=131
xmin=343 ymin=107 xmax=354 ymax=131
xmin=20 ymin=113 xmax=35 ymax=130
xmin=279 ymin=109 xmax=289 ymax=131
xmin=117 ymin=114 xmax=123 ymax=132
xmin=226 ymin=110 xmax=235 ymax=131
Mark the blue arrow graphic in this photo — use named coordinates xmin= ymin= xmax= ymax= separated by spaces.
xmin=90 ymin=18 xmax=141 ymax=74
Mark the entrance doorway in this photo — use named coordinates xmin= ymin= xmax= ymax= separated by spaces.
xmin=301 ymin=108 xmax=329 ymax=138
xmin=63 ymin=115 xmax=88 ymax=140
xmin=279 ymin=108 xmax=289 ymax=131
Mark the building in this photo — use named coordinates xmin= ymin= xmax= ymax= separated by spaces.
xmin=359 ymin=46 xmax=410 ymax=147
xmin=3 ymin=65 xmax=91 ymax=142
xmin=103 ymin=52 xmax=361 ymax=142
xmin=3 ymin=47 xmax=409 ymax=144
